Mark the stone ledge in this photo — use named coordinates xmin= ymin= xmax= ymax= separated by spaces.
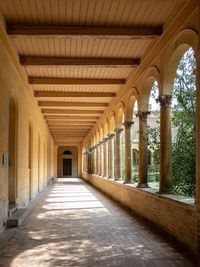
xmin=84 ymin=173 xmax=196 ymax=211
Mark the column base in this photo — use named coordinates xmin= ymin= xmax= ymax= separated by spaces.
xmin=136 ymin=183 xmax=149 ymax=188
xmin=157 ymin=188 xmax=173 ymax=194
xmin=123 ymin=179 xmax=131 ymax=184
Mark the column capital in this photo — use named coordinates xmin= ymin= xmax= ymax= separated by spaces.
xmin=136 ymin=111 xmax=150 ymax=121
xmin=101 ymin=138 xmax=106 ymax=144
xmin=156 ymin=95 xmax=172 ymax=108
xmin=104 ymin=137 xmax=109 ymax=142
xmin=114 ymin=128 xmax=123 ymax=134
xmin=107 ymin=133 xmax=115 ymax=139
xmin=123 ymin=121 xmax=134 ymax=129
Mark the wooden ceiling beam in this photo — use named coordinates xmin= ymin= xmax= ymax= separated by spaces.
xmin=34 ymin=91 xmax=116 ymax=98
xmin=42 ymin=109 xmax=103 ymax=115
xmin=44 ymin=115 xmax=99 ymax=120
xmin=29 ymin=77 xmax=125 ymax=85
xmin=7 ymin=24 xmax=162 ymax=39
xmin=47 ymin=119 xmax=98 ymax=122
xmin=49 ymin=125 xmax=92 ymax=128
xmin=51 ymin=132 xmax=89 ymax=134
xmin=47 ymin=121 xmax=95 ymax=125
xmin=53 ymin=134 xmax=87 ymax=137
xmin=20 ymin=56 xmax=140 ymax=67
xmin=39 ymin=101 xmax=108 ymax=107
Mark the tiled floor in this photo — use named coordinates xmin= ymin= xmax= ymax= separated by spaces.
xmin=0 ymin=178 xmax=195 ymax=267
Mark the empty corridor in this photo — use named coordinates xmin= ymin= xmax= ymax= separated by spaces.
xmin=0 ymin=178 xmax=195 ymax=267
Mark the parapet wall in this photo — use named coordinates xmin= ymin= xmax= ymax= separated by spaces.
xmin=82 ymin=172 xmax=198 ymax=256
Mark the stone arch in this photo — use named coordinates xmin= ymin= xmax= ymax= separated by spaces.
xmin=124 ymin=87 xmax=139 ymax=121
xmin=96 ymin=129 xmax=100 ymax=143
xmin=103 ymin=119 xmax=109 ymax=138
xmin=115 ymin=102 xmax=125 ymax=128
xmin=139 ymin=66 xmax=161 ymax=112
xmin=108 ymin=112 xmax=116 ymax=134
xmin=163 ymin=29 xmax=198 ymax=95
xmin=99 ymin=126 xmax=104 ymax=141
xmin=8 ymin=90 xmax=18 ymax=204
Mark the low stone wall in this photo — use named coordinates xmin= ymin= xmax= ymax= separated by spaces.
xmin=0 ymin=198 xmax=8 ymax=233
xmin=82 ymin=172 xmax=198 ymax=256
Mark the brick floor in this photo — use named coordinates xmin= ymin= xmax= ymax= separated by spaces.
xmin=0 ymin=178 xmax=195 ymax=267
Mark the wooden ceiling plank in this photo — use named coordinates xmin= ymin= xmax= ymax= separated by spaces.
xmin=29 ymin=77 xmax=126 ymax=85
xmin=7 ymin=24 xmax=162 ymax=39
xmin=38 ymin=101 xmax=109 ymax=107
xmin=20 ymin=56 xmax=140 ymax=67
xmin=34 ymin=91 xmax=116 ymax=97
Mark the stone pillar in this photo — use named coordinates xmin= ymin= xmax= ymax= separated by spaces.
xmin=114 ymin=128 xmax=123 ymax=180
xmin=103 ymin=138 xmax=108 ymax=177
xmin=96 ymin=144 xmax=99 ymax=175
xmin=101 ymin=141 xmax=104 ymax=176
xmin=107 ymin=134 xmax=114 ymax=178
xmin=123 ymin=121 xmax=134 ymax=183
xmin=87 ymin=150 xmax=91 ymax=174
xmin=137 ymin=112 xmax=150 ymax=188
xmin=98 ymin=141 xmax=102 ymax=176
xmin=90 ymin=148 xmax=94 ymax=174
xmin=158 ymin=95 xmax=173 ymax=193
xmin=98 ymin=142 xmax=101 ymax=176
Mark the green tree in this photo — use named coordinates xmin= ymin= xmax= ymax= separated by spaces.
xmin=172 ymin=48 xmax=196 ymax=197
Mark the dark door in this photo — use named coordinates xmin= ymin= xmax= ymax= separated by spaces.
xmin=63 ymin=158 xmax=72 ymax=176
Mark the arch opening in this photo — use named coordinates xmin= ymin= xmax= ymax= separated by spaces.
xmin=171 ymin=47 xmax=196 ymax=197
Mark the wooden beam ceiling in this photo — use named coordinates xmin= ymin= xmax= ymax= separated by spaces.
xmin=38 ymin=101 xmax=109 ymax=107
xmin=7 ymin=24 xmax=162 ymax=39
xmin=41 ymin=109 xmax=104 ymax=115
xmin=20 ymin=56 xmax=140 ymax=67
xmin=34 ymin=91 xmax=116 ymax=98
xmin=29 ymin=77 xmax=126 ymax=85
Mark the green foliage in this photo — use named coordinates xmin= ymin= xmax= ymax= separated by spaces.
xmin=147 ymin=122 xmax=160 ymax=174
xmin=172 ymin=48 xmax=196 ymax=197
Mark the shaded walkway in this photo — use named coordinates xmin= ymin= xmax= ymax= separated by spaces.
xmin=0 ymin=178 xmax=194 ymax=267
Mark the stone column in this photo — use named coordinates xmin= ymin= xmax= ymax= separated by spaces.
xmin=114 ymin=128 xmax=123 ymax=180
xmin=101 ymin=141 xmax=104 ymax=176
xmin=107 ymin=134 xmax=114 ymax=178
xmin=103 ymin=138 xmax=108 ymax=177
xmin=87 ymin=150 xmax=91 ymax=174
xmin=90 ymin=147 xmax=94 ymax=174
xmin=137 ymin=112 xmax=150 ymax=188
xmin=123 ymin=121 xmax=134 ymax=183
xmin=99 ymin=141 xmax=102 ymax=176
xmin=92 ymin=147 xmax=95 ymax=174
xmin=96 ymin=144 xmax=99 ymax=175
xmin=158 ymin=95 xmax=173 ymax=193
xmin=98 ymin=141 xmax=102 ymax=176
